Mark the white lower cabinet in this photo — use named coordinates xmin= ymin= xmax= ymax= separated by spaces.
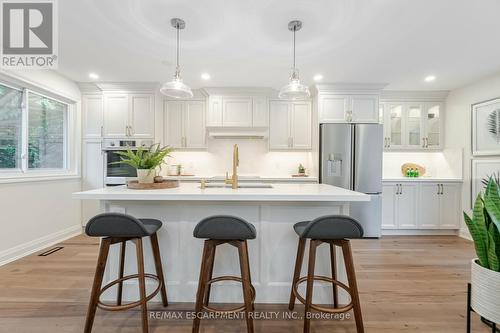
xmin=382 ymin=181 xmax=461 ymax=230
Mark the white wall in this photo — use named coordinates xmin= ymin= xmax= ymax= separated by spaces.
xmin=164 ymin=138 xmax=316 ymax=177
xmin=445 ymin=70 xmax=500 ymax=236
xmin=0 ymin=70 xmax=82 ymax=265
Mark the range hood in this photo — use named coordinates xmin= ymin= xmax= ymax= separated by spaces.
xmin=207 ymin=127 xmax=268 ymax=139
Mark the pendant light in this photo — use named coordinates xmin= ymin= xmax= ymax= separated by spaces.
xmin=160 ymin=18 xmax=193 ymax=99
xmin=278 ymin=20 xmax=310 ymax=100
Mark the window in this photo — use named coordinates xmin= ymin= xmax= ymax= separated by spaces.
xmin=0 ymin=82 xmax=70 ymax=175
xmin=0 ymin=84 xmax=22 ymax=169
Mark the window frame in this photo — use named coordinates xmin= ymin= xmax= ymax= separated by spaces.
xmin=0 ymin=79 xmax=77 ymax=182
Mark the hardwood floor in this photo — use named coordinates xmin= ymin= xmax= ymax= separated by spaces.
xmin=0 ymin=235 xmax=490 ymax=332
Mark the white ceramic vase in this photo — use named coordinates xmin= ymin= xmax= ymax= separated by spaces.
xmin=136 ymin=169 xmax=155 ymax=184
xmin=470 ymin=259 xmax=500 ymax=324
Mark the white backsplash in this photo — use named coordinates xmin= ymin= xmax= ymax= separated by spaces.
xmin=383 ymin=149 xmax=463 ymax=179
xmin=162 ymin=138 xmax=316 ymax=178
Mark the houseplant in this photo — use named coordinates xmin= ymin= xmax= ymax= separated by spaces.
xmin=114 ymin=144 xmax=172 ymax=184
xmin=463 ymin=178 xmax=500 ymax=324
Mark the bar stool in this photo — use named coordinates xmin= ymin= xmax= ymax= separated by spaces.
xmin=289 ymin=215 xmax=364 ymax=333
xmin=84 ymin=213 xmax=168 ymax=333
xmin=192 ymin=215 xmax=256 ymax=333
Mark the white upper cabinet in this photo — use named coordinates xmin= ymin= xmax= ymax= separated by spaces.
xmin=222 ymin=97 xmax=253 ymax=127
xmin=207 ymin=95 xmax=269 ymax=128
xmin=319 ymin=94 xmax=379 ymax=123
xmin=102 ymin=93 xmax=155 ymax=139
xmin=381 ymin=96 xmax=445 ymax=150
xmin=82 ymin=95 xmax=103 ymax=139
xmin=129 ymin=94 xmax=154 ymax=138
xmin=269 ymin=100 xmax=312 ymax=150
xmin=103 ymin=94 xmax=129 ymax=137
xmin=164 ymin=100 xmax=206 ymax=149
xmin=207 ymin=96 xmax=223 ymax=126
xmin=252 ymin=96 xmax=268 ymax=127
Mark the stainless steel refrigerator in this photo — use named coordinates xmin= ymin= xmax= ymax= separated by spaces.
xmin=319 ymin=123 xmax=383 ymax=237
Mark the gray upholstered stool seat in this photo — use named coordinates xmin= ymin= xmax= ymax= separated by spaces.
xmin=293 ymin=215 xmax=364 ymax=239
xmin=85 ymin=213 xmax=162 ymax=238
xmin=193 ymin=215 xmax=256 ymax=240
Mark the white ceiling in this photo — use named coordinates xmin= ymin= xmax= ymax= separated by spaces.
xmin=59 ymin=0 xmax=500 ymax=90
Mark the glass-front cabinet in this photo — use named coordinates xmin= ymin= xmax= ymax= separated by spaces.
xmin=381 ymin=101 xmax=443 ymax=150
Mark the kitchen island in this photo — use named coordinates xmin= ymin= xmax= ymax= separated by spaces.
xmin=73 ymin=183 xmax=369 ymax=304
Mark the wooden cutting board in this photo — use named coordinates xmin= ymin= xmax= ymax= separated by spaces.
xmin=127 ymin=180 xmax=179 ymax=190
xmin=401 ymin=163 xmax=426 ymax=176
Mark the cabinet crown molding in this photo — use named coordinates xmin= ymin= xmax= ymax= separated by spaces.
xmin=381 ymin=90 xmax=449 ymax=101
xmin=313 ymin=82 xmax=388 ymax=95
xmin=202 ymin=87 xmax=276 ymax=96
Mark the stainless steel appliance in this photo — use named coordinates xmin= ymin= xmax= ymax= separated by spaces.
xmin=319 ymin=124 xmax=383 ymax=237
xmin=103 ymin=139 xmax=152 ymax=186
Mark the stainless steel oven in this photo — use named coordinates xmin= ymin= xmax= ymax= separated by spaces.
xmin=103 ymin=139 xmax=152 ymax=186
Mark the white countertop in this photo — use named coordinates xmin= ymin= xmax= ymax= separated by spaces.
xmin=73 ymin=183 xmax=369 ymax=202
xmin=383 ymin=177 xmax=463 ymax=183
xmin=164 ymin=175 xmax=318 ymax=182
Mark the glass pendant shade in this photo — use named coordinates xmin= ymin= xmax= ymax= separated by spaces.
xmin=160 ymin=18 xmax=193 ymax=99
xmin=160 ymin=71 xmax=193 ymax=99
xmin=278 ymin=69 xmax=310 ymax=100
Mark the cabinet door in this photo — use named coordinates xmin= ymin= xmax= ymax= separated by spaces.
xmin=351 ymin=95 xmax=379 ymax=123
xmin=291 ymin=102 xmax=312 ymax=149
xmin=253 ymin=97 xmax=268 ymax=127
xmin=386 ymin=103 xmax=404 ymax=149
xmin=424 ymin=102 xmax=442 ymax=149
xmin=222 ymin=97 xmax=253 ymax=127
xmin=164 ymin=101 xmax=184 ymax=148
xmin=405 ymin=103 xmax=423 ymax=149
xmin=185 ymin=101 xmax=206 ymax=148
xmin=440 ymin=183 xmax=461 ymax=229
xmin=129 ymin=94 xmax=154 ymax=138
xmin=418 ymin=183 xmax=440 ymax=228
xmin=269 ymin=101 xmax=291 ymax=149
xmin=319 ymin=95 xmax=349 ymax=123
xmin=103 ymin=94 xmax=129 ymax=137
xmin=381 ymin=184 xmax=397 ymax=229
xmin=396 ymin=183 xmax=418 ymax=229
xmin=82 ymin=140 xmax=104 ymax=225
xmin=207 ymin=96 xmax=223 ymax=126
xmin=82 ymin=95 xmax=103 ymax=139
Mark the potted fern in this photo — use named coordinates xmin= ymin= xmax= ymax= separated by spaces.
xmin=464 ymin=178 xmax=500 ymax=325
xmin=114 ymin=144 xmax=172 ymax=184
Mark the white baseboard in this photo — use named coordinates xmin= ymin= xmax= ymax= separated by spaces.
xmin=0 ymin=224 xmax=82 ymax=266
xmin=382 ymin=229 xmax=459 ymax=236
xmin=459 ymin=228 xmax=472 ymax=241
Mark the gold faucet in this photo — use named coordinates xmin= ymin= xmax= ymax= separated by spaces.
xmin=225 ymin=144 xmax=239 ymax=189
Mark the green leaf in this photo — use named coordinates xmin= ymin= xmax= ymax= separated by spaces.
xmin=487 ymin=223 xmax=500 ymax=271
xmin=484 ymin=179 xmax=500 ymax=232
xmin=464 ymin=211 xmax=489 ymax=268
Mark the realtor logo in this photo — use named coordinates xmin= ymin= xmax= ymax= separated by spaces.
xmin=1 ymin=0 xmax=58 ymax=68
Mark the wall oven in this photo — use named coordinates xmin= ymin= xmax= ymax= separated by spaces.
xmin=103 ymin=139 xmax=152 ymax=186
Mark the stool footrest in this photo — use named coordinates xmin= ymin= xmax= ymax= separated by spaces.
xmin=293 ymin=275 xmax=354 ymax=314
xmin=97 ymin=273 xmax=162 ymax=311
xmin=202 ymin=275 xmax=256 ymax=314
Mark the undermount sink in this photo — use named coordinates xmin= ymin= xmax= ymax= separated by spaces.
xmin=201 ymin=182 xmax=273 ymax=189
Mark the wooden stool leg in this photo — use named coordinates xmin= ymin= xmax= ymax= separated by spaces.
xmin=304 ymin=240 xmax=319 ymax=333
xmin=329 ymin=242 xmax=339 ymax=308
xmin=192 ymin=240 xmax=214 ymax=333
xmin=84 ymin=238 xmax=111 ymax=333
xmin=238 ymin=240 xmax=254 ymax=333
xmin=289 ymin=238 xmax=306 ymax=310
xmin=134 ymin=238 xmax=149 ymax=333
xmin=244 ymin=241 xmax=255 ymax=311
xmin=341 ymin=240 xmax=364 ymax=333
xmin=150 ymin=232 xmax=168 ymax=307
xmin=203 ymin=243 xmax=216 ymax=306
xmin=117 ymin=241 xmax=126 ymax=306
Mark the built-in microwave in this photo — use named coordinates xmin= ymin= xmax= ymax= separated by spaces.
xmin=103 ymin=139 xmax=152 ymax=186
